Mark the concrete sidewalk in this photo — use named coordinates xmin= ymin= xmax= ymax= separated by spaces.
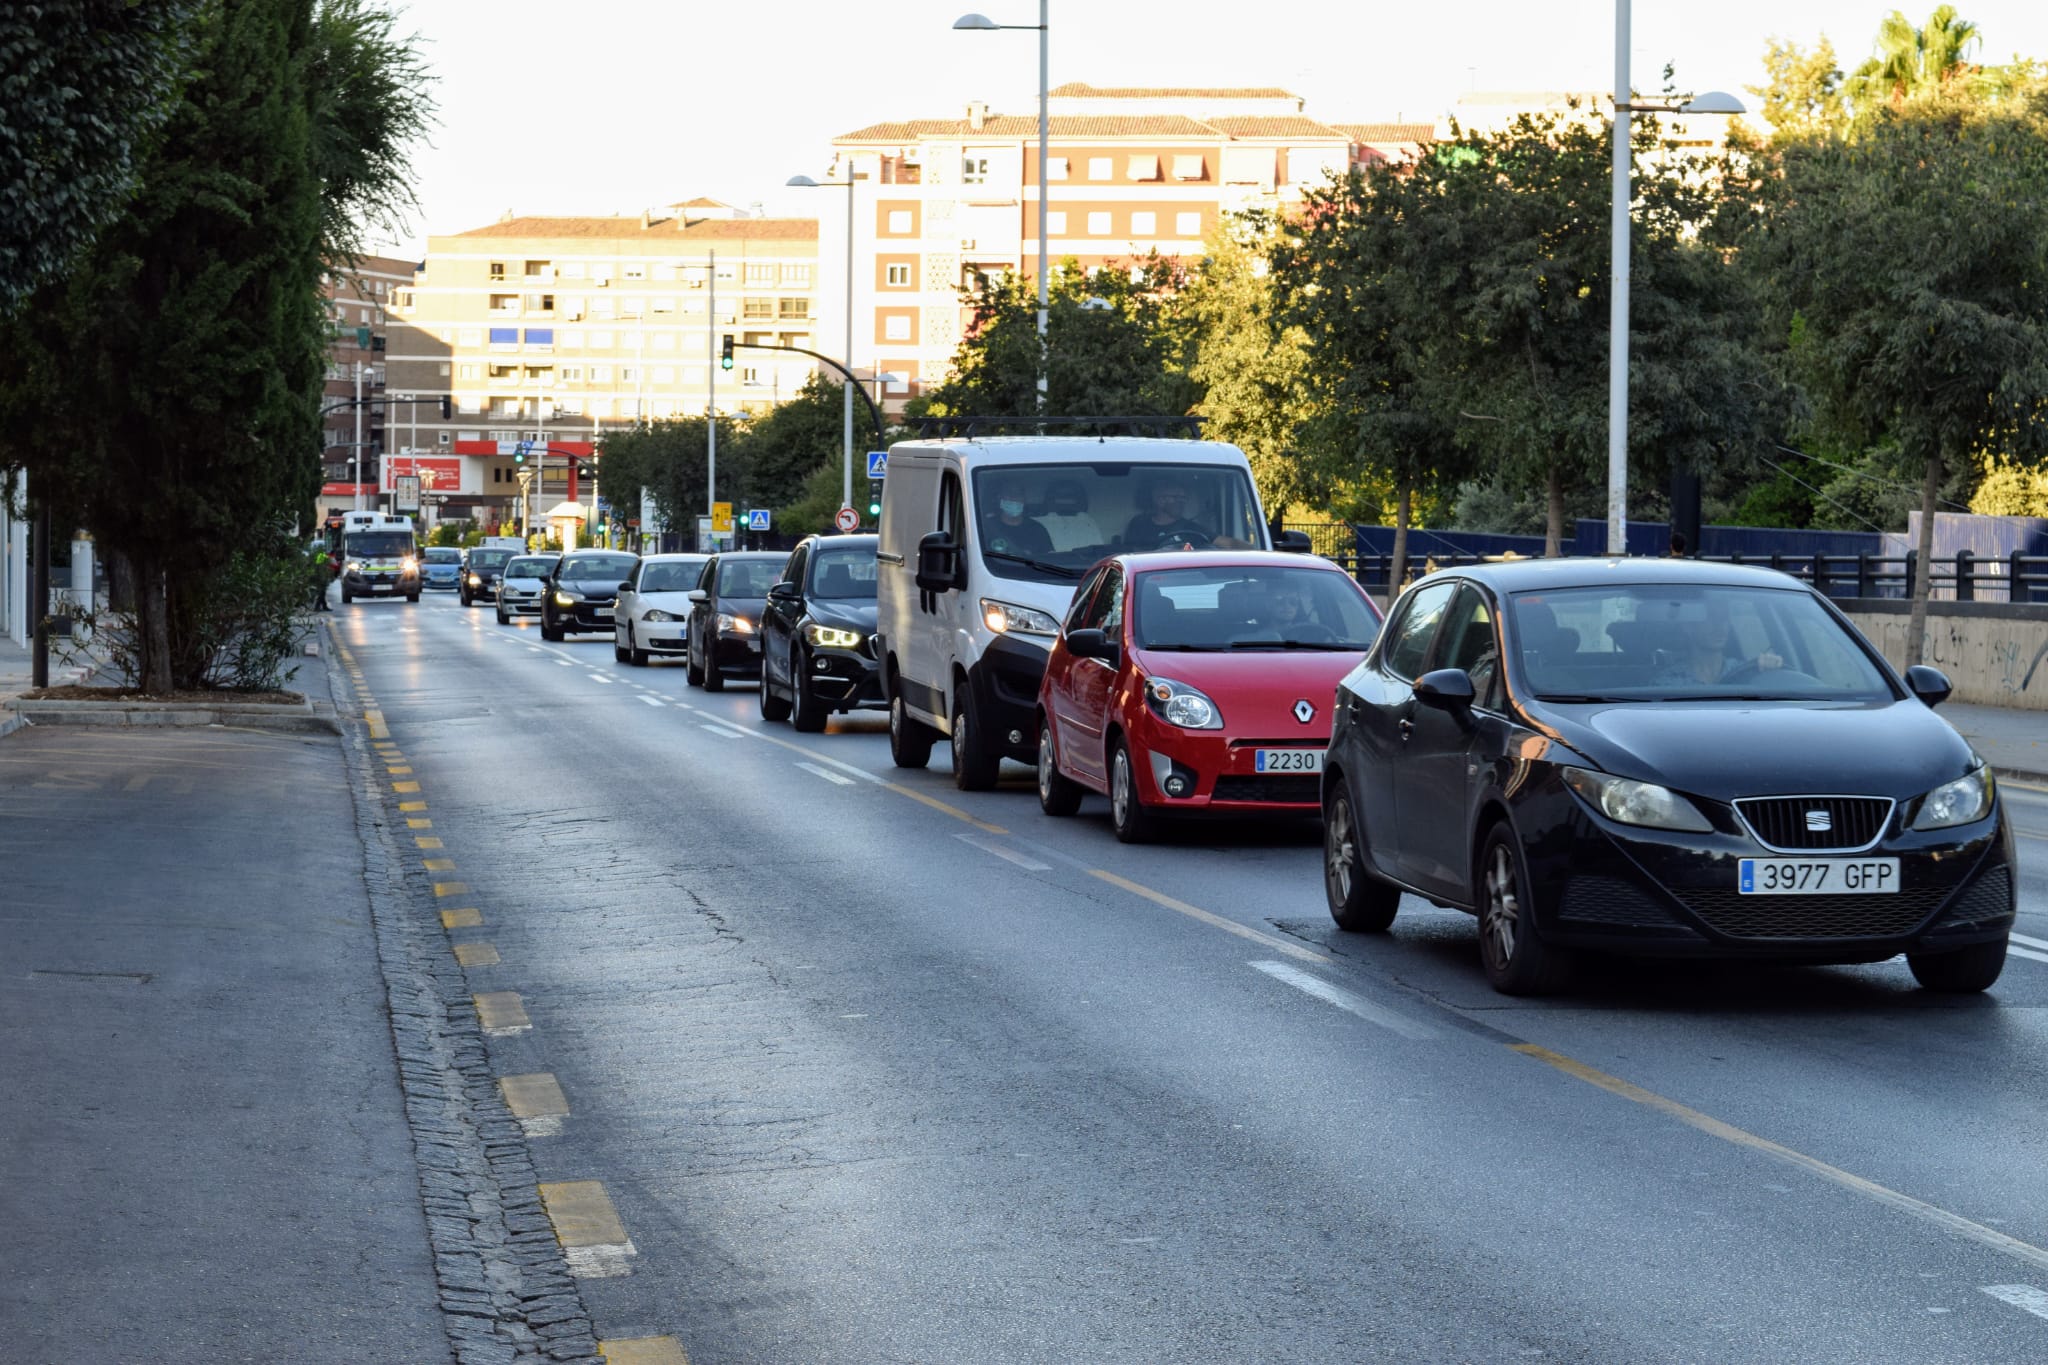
xmin=0 ymin=647 xmax=447 ymax=1361
xmin=1942 ymin=701 xmax=2048 ymax=783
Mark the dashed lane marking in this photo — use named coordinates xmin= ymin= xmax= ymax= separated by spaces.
xmin=364 ymin=709 xmax=389 ymax=739
xmin=699 ymin=724 xmax=744 ymax=738
xmin=2008 ymin=944 xmax=2048 ymax=965
xmin=1982 ymin=1284 xmax=2048 ymax=1322
xmin=423 ymin=858 xmax=456 ymax=872
xmin=407 ymin=818 xmax=433 ymax=830
xmin=795 ymin=761 xmax=855 ymax=786
xmin=473 ymin=991 xmax=530 ymax=1034
xmin=537 ymin=1180 xmax=637 ymax=1278
xmin=500 ymin=1073 xmax=570 ymax=1138
xmin=1511 ymin=1043 xmax=2048 ymax=1275
xmin=598 ymin=1338 xmax=690 ymax=1365
xmin=399 ymin=800 xmax=427 ymax=813
xmin=415 ymin=836 xmax=443 ymax=849
xmin=1250 ymin=960 xmax=1437 ymax=1040
xmin=440 ymin=908 xmax=483 ymax=929
xmin=392 ymin=780 xmax=421 ymax=794
xmin=955 ymin=830 xmax=1051 ymax=871
xmin=1088 ymin=869 xmax=1326 ymax=965
xmin=453 ymin=942 xmax=500 ymax=968
xmin=433 ymin=882 xmax=469 ymax=898
xmin=588 ymin=674 xmax=612 ymax=685
xmin=637 ymin=695 xmax=665 ymax=707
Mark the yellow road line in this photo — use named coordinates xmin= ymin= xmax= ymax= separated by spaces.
xmin=538 ymin=1180 xmax=630 ymax=1247
xmin=364 ymin=709 xmax=388 ymax=739
xmin=423 ymin=857 xmax=456 ymax=871
xmin=386 ymin=765 xmax=413 ymax=775
xmin=881 ymin=780 xmax=1008 ymax=835
xmin=599 ymin=1338 xmax=689 ymax=1365
xmin=440 ymin=907 xmax=483 ymax=929
xmin=392 ymin=780 xmax=420 ymax=794
xmin=399 ymin=800 xmax=427 ymax=813
xmin=1510 ymin=1043 xmax=2048 ymax=1274
xmin=1088 ymin=869 xmax=1325 ymax=965
xmin=415 ymin=835 xmax=443 ymax=849
xmin=473 ymin=991 xmax=530 ymax=1033
xmin=500 ymin=1073 xmax=570 ymax=1121
xmin=453 ymin=942 xmax=500 ymax=968
xmin=433 ymin=882 xmax=469 ymax=898
xmin=407 ymin=818 xmax=433 ymax=830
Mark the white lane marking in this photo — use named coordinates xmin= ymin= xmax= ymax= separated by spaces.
xmin=796 ymin=761 xmax=855 ymax=786
xmin=1249 ymin=960 xmax=1436 ymax=1041
xmin=2008 ymin=945 xmax=2048 ymax=965
xmin=2010 ymin=931 xmax=2048 ymax=952
xmin=637 ymin=695 xmax=665 ymax=708
xmin=556 ymin=659 xmax=573 ymax=666
xmin=588 ymin=674 xmax=612 ymax=685
xmin=1982 ymin=1284 xmax=2048 ymax=1321
xmin=700 ymin=724 xmax=744 ymax=738
xmin=955 ymin=830 xmax=1052 ymax=871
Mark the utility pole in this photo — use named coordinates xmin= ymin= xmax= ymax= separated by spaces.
xmin=707 ymin=247 xmax=717 ymax=553
xmin=353 ymin=362 xmax=365 ymax=512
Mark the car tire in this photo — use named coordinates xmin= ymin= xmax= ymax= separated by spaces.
xmin=759 ymin=659 xmax=793 ymax=722
xmin=1037 ymin=720 xmax=1083 ymax=817
xmin=889 ymin=690 xmax=935 ymax=769
xmin=629 ymin=627 xmax=649 ymax=667
xmin=614 ymin=636 xmax=630 ymax=664
xmin=1325 ymin=784 xmax=1400 ymax=932
xmin=685 ymin=646 xmax=704 ymax=687
xmin=406 ymin=592 xmax=419 ymax=603
xmin=460 ymin=591 xmax=471 ymax=607
xmin=495 ymin=604 xmax=509 ymax=625
xmin=541 ymin=614 xmax=562 ymax=642
xmin=1475 ymin=823 xmax=1572 ymax=996
xmin=1907 ymin=937 xmax=2007 ymax=992
xmin=701 ymin=654 xmax=725 ymax=692
xmin=1108 ymin=737 xmax=1157 ymax=843
xmin=950 ymin=690 xmax=1000 ymax=792
xmin=340 ymin=587 xmax=353 ymax=604
xmin=791 ymin=652 xmax=829 ymax=733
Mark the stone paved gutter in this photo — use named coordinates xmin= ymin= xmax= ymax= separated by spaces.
xmin=3 ymin=694 xmax=341 ymax=735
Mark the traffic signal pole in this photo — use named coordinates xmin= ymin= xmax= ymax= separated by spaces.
xmin=707 ymin=248 xmax=717 ymax=552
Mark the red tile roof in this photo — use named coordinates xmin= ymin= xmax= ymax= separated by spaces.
xmin=1335 ymin=122 xmax=1438 ymax=143
xmin=452 ymin=216 xmax=817 ymax=241
xmin=837 ymin=114 xmax=1226 ymax=141
xmin=1203 ymin=116 xmax=1347 ymax=140
xmin=1048 ymin=82 xmax=1300 ymax=99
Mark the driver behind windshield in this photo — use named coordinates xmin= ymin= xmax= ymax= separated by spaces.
xmin=1123 ymin=476 xmax=1204 ymax=550
xmin=1654 ymin=599 xmax=1783 ymax=685
xmin=981 ymin=474 xmax=1052 ymax=558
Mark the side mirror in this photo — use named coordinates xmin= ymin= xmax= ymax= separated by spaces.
xmin=769 ymin=581 xmax=802 ymax=602
xmin=1905 ymin=664 xmax=1952 ymax=708
xmin=1274 ymin=529 xmax=1314 ymax=554
xmin=915 ymin=531 xmax=961 ymax=593
xmin=1066 ymin=627 xmax=1120 ymax=666
xmin=687 ymin=589 xmax=709 ymax=604
xmin=618 ymin=580 xmax=633 ymax=594
xmin=1413 ymin=667 xmax=1476 ymax=711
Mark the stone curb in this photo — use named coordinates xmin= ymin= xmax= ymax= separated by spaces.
xmin=3 ymin=696 xmax=342 ymax=735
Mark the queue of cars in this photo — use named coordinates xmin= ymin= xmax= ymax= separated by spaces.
xmin=438 ymin=430 xmax=2015 ymax=999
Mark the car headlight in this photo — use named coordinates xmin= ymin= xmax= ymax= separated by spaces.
xmin=642 ymin=608 xmax=680 ymax=623
xmin=980 ymin=597 xmax=1060 ymax=637
xmin=400 ymin=556 xmax=418 ymax=572
xmin=805 ymin=623 xmax=864 ymax=649
xmin=466 ymin=573 xmax=481 ymax=585
xmin=1562 ymin=767 xmax=1713 ymax=832
xmin=345 ymin=560 xmax=362 ymax=573
xmin=1143 ymin=676 xmax=1223 ymax=730
xmin=553 ymin=590 xmax=578 ymax=607
xmin=1912 ymin=767 xmax=1993 ymax=830
xmin=717 ymin=613 xmax=754 ymax=634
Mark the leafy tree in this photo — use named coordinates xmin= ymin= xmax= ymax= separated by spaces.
xmin=744 ymin=373 xmax=874 ymax=517
xmin=1843 ymin=6 xmax=1980 ymax=117
xmin=1749 ymin=36 xmax=1847 ymax=137
xmin=597 ymin=415 xmax=750 ymax=540
xmin=1744 ymin=92 xmax=2048 ymax=661
xmin=0 ymin=0 xmax=200 ymax=312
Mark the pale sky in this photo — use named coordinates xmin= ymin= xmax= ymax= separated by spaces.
xmin=372 ymin=0 xmax=2048 ymax=258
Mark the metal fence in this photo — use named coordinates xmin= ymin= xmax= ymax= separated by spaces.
xmin=1280 ymin=524 xmax=2048 ymax=605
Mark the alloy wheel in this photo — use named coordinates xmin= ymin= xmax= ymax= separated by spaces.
xmin=1326 ymin=794 xmax=1355 ymax=905
xmin=1483 ymin=843 xmax=1519 ymax=966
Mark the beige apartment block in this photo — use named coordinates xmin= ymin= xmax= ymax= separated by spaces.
xmin=822 ymin=83 xmax=1432 ymax=408
xmin=383 ymin=202 xmax=820 ymax=522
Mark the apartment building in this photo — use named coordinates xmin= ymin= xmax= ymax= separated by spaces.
xmin=321 ymin=253 xmax=417 ymax=517
xmin=383 ymin=202 xmax=820 ymax=526
xmin=823 ymin=84 xmax=1432 ymax=406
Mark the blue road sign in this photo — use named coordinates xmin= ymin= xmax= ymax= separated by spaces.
xmin=747 ymin=508 xmax=771 ymax=531
xmin=866 ymin=450 xmax=888 ymax=478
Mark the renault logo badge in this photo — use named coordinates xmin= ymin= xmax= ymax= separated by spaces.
xmin=1805 ymin=810 xmax=1832 ymax=832
xmin=1293 ymin=699 xmax=1315 ymax=724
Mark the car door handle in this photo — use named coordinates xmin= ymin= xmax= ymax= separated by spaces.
xmin=1398 ymin=718 xmax=1415 ymax=740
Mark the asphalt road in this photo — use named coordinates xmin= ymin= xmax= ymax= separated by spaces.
xmin=336 ymin=589 xmax=2048 ymax=1363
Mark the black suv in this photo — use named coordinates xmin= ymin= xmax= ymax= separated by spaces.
xmin=759 ymin=534 xmax=882 ymax=731
xmin=541 ymin=550 xmax=639 ymax=641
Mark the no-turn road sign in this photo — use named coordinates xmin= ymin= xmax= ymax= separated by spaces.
xmin=834 ymin=505 xmax=860 ymax=533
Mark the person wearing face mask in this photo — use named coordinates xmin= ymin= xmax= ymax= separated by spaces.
xmin=980 ymin=475 xmax=1053 ymax=558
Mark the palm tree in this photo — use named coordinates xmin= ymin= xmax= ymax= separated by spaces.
xmin=1843 ymin=6 xmax=1980 ymax=115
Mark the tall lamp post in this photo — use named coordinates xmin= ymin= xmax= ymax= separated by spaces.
xmin=1606 ymin=0 xmax=1743 ymax=554
xmin=953 ymin=4 xmax=1048 ymax=409
xmin=787 ymin=171 xmax=858 ymax=513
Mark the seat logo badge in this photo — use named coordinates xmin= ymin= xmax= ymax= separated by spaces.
xmin=1805 ymin=810 xmax=1832 ymax=832
xmin=1293 ymin=699 xmax=1315 ymax=724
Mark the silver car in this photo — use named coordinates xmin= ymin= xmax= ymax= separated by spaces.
xmin=494 ymin=553 xmax=560 ymax=623
xmin=614 ymin=553 xmax=709 ymax=665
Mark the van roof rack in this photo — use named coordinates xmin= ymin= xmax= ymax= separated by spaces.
xmin=911 ymin=415 xmax=1205 ymax=440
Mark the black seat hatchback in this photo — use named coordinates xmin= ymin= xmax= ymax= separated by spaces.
xmin=1321 ymin=559 xmax=2014 ymax=995
xmin=541 ymin=550 xmax=640 ymax=641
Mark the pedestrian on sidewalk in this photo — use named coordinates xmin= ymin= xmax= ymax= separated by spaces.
xmin=309 ymin=543 xmax=337 ymax=612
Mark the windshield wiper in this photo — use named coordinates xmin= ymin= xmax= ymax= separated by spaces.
xmin=1144 ymin=643 xmax=1231 ymax=651
xmin=1227 ymin=640 xmax=1362 ymax=651
xmin=983 ymin=551 xmax=1084 ymax=579
xmin=1534 ymin=693 xmax=1653 ymax=704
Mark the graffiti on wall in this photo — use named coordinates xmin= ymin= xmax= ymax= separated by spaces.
xmin=1848 ymin=610 xmax=2048 ymax=712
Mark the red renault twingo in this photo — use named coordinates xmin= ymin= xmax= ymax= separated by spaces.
xmin=1036 ymin=552 xmax=1384 ymax=841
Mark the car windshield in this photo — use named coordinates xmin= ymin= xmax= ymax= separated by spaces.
xmin=718 ymin=558 xmax=784 ymax=597
xmin=1132 ymin=565 xmax=1381 ymax=650
xmin=505 ymin=557 xmax=555 ymax=579
xmin=345 ymin=532 xmax=413 ymax=557
xmin=809 ymin=545 xmax=878 ymax=599
xmin=636 ymin=560 xmax=705 ymax=592
xmin=467 ymin=550 xmax=514 ymax=570
xmin=560 ymin=555 xmax=637 ymax=584
xmin=423 ymin=548 xmax=461 ymax=563
xmin=1514 ymin=584 xmax=1895 ymax=702
xmin=970 ymin=462 xmax=1265 ymax=585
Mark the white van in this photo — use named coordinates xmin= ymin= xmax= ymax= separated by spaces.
xmin=876 ymin=426 xmax=1298 ymax=789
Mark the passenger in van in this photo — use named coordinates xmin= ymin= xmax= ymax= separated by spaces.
xmin=1035 ymin=479 xmax=1106 ymax=552
xmin=981 ymin=474 xmax=1054 ymax=558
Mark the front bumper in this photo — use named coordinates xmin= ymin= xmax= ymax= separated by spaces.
xmin=551 ymin=600 xmax=616 ymax=632
xmin=1532 ymin=790 xmax=2015 ymax=961
xmin=711 ymin=630 xmax=762 ymax=678
xmin=464 ymin=577 xmax=500 ymax=600
xmin=343 ymin=569 xmax=419 ymax=595
xmin=1122 ymin=711 xmax=1329 ymax=814
xmin=499 ymin=587 xmax=544 ymax=615
xmin=967 ymin=634 xmax=1051 ymax=762
xmin=424 ymin=573 xmax=460 ymax=590
xmin=805 ymin=646 xmax=884 ymax=711
xmin=632 ymin=617 xmax=689 ymax=656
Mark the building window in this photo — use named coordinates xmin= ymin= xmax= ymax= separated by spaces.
xmin=745 ymin=262 xmax=776 ymax=285
xmin=961 ymin=155 xmax=989 ymax=185
xmin=651 ymin=296 xmax=676 ymax=314
xmin=742 ymin=297 xmax=773 ymax=319
xmin=488 ymin=294 xmax=519 ymax=314
xmin=523 ymin=328 xmax=554 ymax=348
xmin=489 ymin=326 xmax=519 ymax=348
xmin=621 ymin=298 xmax=644 ymax=318
xmin=740 ymin=366 xmax=761 ymax=386
xmin=1172 ymin=154 xmax=1205 ymax=181
xmin=653 ymin=263 xmax=677 ymax=281
xmin=884 ymin=314 xmax=910 ymax=340
xmin=590 ymin=330 xmax=615 ymax=349
xmin=620 ymin=366 xmax=639 ymax=384
xmin=1176 ymin=211 xmax=1202 ymax=237
xmin=1046 ymin=156 xmax=1068 ymax=180
xmin=886 ymin=209 xmax=912 ymax=234
xmin=653 ymin=366 xmax=674 ymax=385
xmin=459 ymin=328 xmax=483 ymax=347
xmin=884 ymin=263 xmax=912 ymax=287
xmin=777 ymin=297 xmax=808 ymax=320
xmin=1046 ymin=211 xmax=1067 ymax=235
xmin=1130 ymin=211 xmax=1156 ymax=236
xmin=652 ymin=332 xmax=676 ymax=350
xmin=592 ymin=366 xmax=613 ymax=383
xmin=1087 ymin=157 xmax=1112 ymax=181
xmin=489 ymin=262 xmax=506 ymax=280
xmin=561 ymin=261 xmax=587 ymax=279
xmin=623 ymin=264 xmax=646 ymax=280
xmin=1127 ymin=154 xmax=1161 ymax=181
xmin=560 ymin=366 xmax=583 ymax=382
xmin=488 ymin=363 xmax=517 ymax=379
xmin=781 ymin=263 xmax=811 ymax=286
xmin=1086 ymin=211 xmax=1111 ymax=235
xmin=458 ymin=363 xmax=479 ymax=380
xmin=523 ymin=259 xmax=552 ymax=278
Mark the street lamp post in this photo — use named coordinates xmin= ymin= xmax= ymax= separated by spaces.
xmin=787 ymin=172 xmax=859 ymax=513
xmin=954 ymin=4 xmax=1048 ymax=409
xmin=1606 ymin=0 xmax=1744 ymax=555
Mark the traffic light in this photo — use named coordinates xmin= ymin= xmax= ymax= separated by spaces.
xmin=719 ymin=335 xmax=734 ymax=371
xmin=512 ymin=443 xmax=527 ymax=465
xmin=438 ymin=395 xmax=452 ymax=420
xmin=867 ymin=480 xmax=883 ymax=518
